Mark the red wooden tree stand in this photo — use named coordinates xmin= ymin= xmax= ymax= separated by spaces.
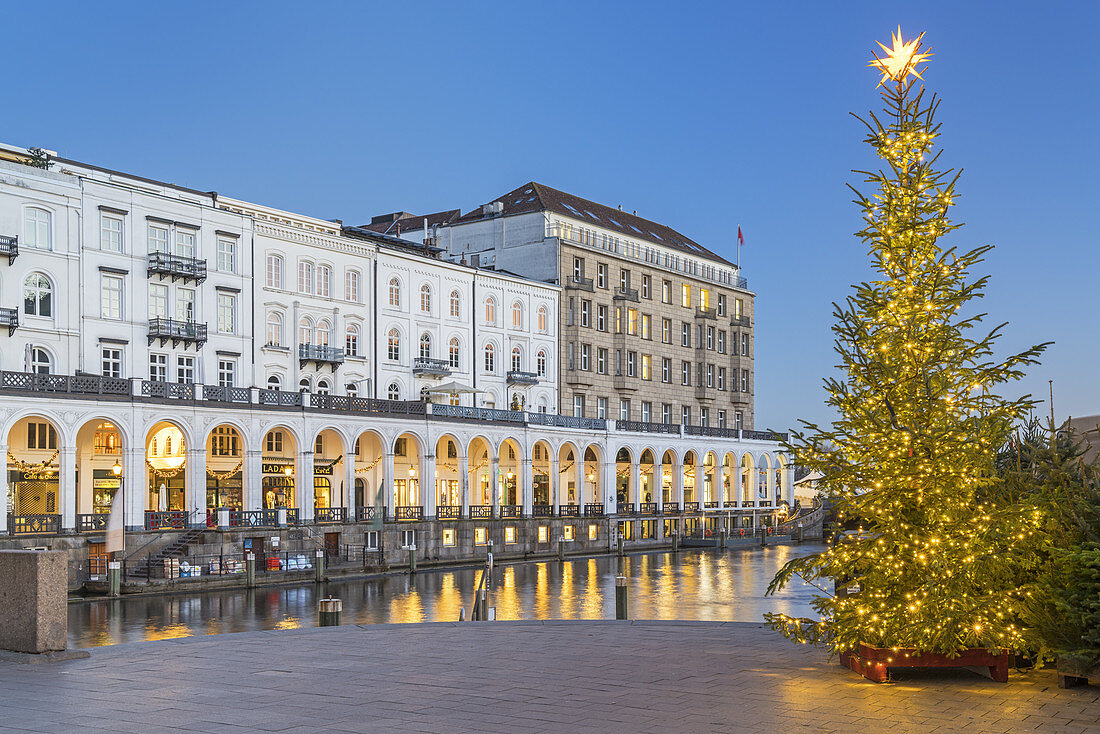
xmin=840 ymin=643 xmax=1009 ymax=683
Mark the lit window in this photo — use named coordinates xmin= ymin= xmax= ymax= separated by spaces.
xmin=588 ymin=524 xmax=599 ymax=541
xmin=564 ymin=524 xmax=575 ymax=541
xmin=443 ymin=528 xmax=456 ymax=546
xmin=681 ymin=283 xmax=691 ymax=308
xmin=474 ymin=527 xmax=488 ymax=546
xmin=537 ymin=306 xmax=548 ymax=332
xmin=504 ymin=526 xmax=517 ymax=544
xmin=538 ymin=526 xmax=549 ymax=543
xmin=484 ymin=297 xmax=496 ymax=324
xmin=511 ymin=301 xmax=522 ymax=328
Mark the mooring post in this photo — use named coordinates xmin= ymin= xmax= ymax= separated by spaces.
xmin=408 ymin=544 xmax=417 ymax=574
xmin=615 ymin=575 xmax=628 ymax=620
xmin=319 ymin=597 xmax=342 ymax=627
xmin=245 ymin=552 xmax=256 ymax=589
xmin=617 ymin=536 xmax=624 ymax=557
xmin=314 ymin=549 xmax=325 ymax=583
xmin=718 ymin=528 xmax=726 ymax=549
xmin=557 ymin=535 xmax=565 ymax=562
xmin=671 ymin=532 xmax=679 ymax=552
xmin=107 ymin=559 xmax=121 ymax=598
xmin=760 ymin=527 xmax=767 ymax=547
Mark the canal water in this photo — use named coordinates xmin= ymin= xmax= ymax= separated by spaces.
xmin=69 ymin=543 xmax=826 ymax=648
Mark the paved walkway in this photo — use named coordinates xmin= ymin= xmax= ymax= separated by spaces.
xmin=1 ymin=621 xmax=1098 ymax=733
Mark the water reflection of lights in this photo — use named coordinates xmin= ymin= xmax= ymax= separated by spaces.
xmin=69 ymin=544 xmax=827 ymax=649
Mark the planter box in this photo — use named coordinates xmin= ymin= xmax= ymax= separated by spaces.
xmin=1056 ymin=656 xmax=1100 ymax=689
xmin=840 ymin=643 xmax=1009 ymax=683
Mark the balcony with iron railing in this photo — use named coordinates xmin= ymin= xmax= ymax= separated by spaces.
xmin=299 ymin=344 xmax=345 ymax=368
xmin=0 ymin=307 xmax=17 ymax=335
xmin=565 ymin=275 xmax=594 ymax=292
xmin=695 ymin=306 xmax=717 ymax=320
xmin=0 ymin=234 xmax=17 ymax=264
xmin=148 ymin=318 xmax=207 ymax=347
xmin=617 ymin=420 xmax=679 ymax=435
xmin=413 ymin=357 xmax=452 ymax=377
xmin=147 ymin=251 xmax=208 ymax=283
xmin=506 ymin=370 xmax=539 ymax=385
xmin=730 ymin=314 xmax=752 ymax=328
xmin=613 ymin=286 xmax=639 ymax=302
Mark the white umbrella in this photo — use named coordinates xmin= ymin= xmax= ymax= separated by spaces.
xmin=426 ymin=381 xmax=483 ymax=395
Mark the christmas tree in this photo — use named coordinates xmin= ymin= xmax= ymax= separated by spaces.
xmin=764 ymin=29 xmax=1050 ymax=656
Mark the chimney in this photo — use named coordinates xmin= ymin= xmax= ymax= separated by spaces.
xmin=618 ymin=204 xmax=622 ymax=211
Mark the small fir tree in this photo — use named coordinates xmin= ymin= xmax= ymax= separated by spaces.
xmin=24 ymin=147 xmax=51 ymax=169
xmin=764 ymin=30 xmax=1050 ymax=656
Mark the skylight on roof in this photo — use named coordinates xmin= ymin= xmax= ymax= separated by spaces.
xmin=584 ymin=210 xmax=600 ymax=220
xmin=628 ymin=224 xmax=642 ymax=234
xmin=562 ymin=203 xmax=582 ymax=215
xmin=608 ymin=218 xmax=622 ymax=227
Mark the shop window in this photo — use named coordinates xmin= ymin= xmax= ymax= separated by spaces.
xmin=563 ymin=525 xmax=575 ymax=541
xmin=504 ymin=526 xmax=517 ymax=544
xmin=442 ymin=528 xmax=456 ymax=547
xmin=618 ymin=521 xmax=634 ymax=540
xmin=588 ymin=524 xmax=599 ymax=541
xmin=537 ymin=526 xmax=549 ymax=543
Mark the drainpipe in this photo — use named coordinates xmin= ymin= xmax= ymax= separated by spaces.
xmin=372 ymin=254 xmax=378 ymax=398
xmin=471 ymin=268 xmax=477 ymax=402
xmin=76 ymin=178 xmax=85 ymax=374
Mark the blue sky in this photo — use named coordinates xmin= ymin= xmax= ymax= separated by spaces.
xmin=4 ymin=1 xmax=1098 ymax=430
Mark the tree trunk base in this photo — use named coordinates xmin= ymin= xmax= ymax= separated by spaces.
xmin=840 ymin=643 xmax=1009 ymax=683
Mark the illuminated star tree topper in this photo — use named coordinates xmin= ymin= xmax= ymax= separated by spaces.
xmin=869 ymin=26 xmax=932 ymax=87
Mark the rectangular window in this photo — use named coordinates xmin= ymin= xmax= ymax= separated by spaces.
xmin=615 ymin=349 xmax=622 ymax=376
xmin=400 ymin=529 xmax=416 ymax=548
xmin=619 ymin=400 xmax=630 ymax=421
xmin=699 ymin=288 xmax=709 ymax=309
xmin=266 ymin=431 xmax=283 ymax=453
xmin=504 ymin=526 xmax=517 ymax=544
xmin=573 ymin=395 xmax=584 ymax=417
xmin=741 ymin=369 xmax=750 ymax=392
xmin=681 ymin=323 xmax=690 ymax=347
xmin=148 ymin=283 xmax=168 ymax=319
xmin=596 ymin=305 xmax=607 ymax=331
xmin=217 ymin=293 xmax=236 ymax=334
xmin=101 ymin=348 xmax=122 ymax=378
xmin=100 ymin=215 xmax=123 ymax=252
xmin=707 ymin=327 xmax=715 ymax=350
xmin=682 ymin=361 xmax=691 ymax=386
xmin=681 ymin=283 xmax=691 ymax=308
xmin=580 ymin=300 xmax=590 ymax=327
xmin=735 ymin=411 xmax=743 ymax=430
xmin=101 ymin=275 xmax=122 ymax=319
xmin=641 ymin=354 xmax=651 ymax=380
xmin=597 ymin=348 xmax=607 ymax=374
xmin=345 ymin=270 xmax=360 ymax=302
xmin=682 ymin=406 xmax=691 ymax=425
xmin=641 ymin=314 xmax=650 ymax=340
xmin=218 ymin=359 xmax=237 ymax=387
xmin=580 ymin=344 xmax=590 ymax=371
xmin=568 ymin=342 xmax=575 ymax=370
xmin=597 ymin=398 xmax=607 ymax=420
xmin=641 ymin=402 xmax=651 ymax=422
xmin=718 ymin=410 xmax=726 ymax=429
xmin=27 ymin=422 xmax=58 ymax=450
xmin=597 ymin=264 xmax=607 ymax=289
xmin=701 ymin=408 xmax=709 ymax=427
xmin=148 ymin=225 xmax=168 ymax=253
xmin=563 ymin=524 xmax=575 ymax=542
xmin=662 ymin=404 xmax=671 ymax=424
xmin=149 ymin=353 xmax=167 ymax=382
xmin=266 ymin=255 xmax=282 ymax=288
xmin=662 ymin=358 xmax=671 ymax=383
xmin=176 ymin=288 xmax=195 ymax=322
xmin=641 ymin=274 xmax=650 ymax=299
xmin=662 ymin=280 xmax=671 ymax=304
xmin=626 ymin=351 xmax=636 ymax=377
xmin=735 ymin=298 xmax=744 ymax=318
xmin=718 ymin=367 xmax=726 ymax=391
xmin=588 ymin=524 xmax=599 ymax=541
xmin=717 ymin=294 xmax=726 ymax=316
xmin=217 ymin=237 xmax=236 ymax=272
xmin=177 ymin=355 xmax=195 ymax=384
xmin=474 ymin=527 xmax=487 ymax=546
xmin=625 ymin=308 xmax=636 ymax=335
xmin=615 ymin=307 xmax=622 ymax=334
xmin=364 ymin=530 xmax=379 ymax=550
xmin=742 ymin=333 xmax=750 ymax=356
xmin=298 ymin=261 xmax=313 ymax=294
xmin=443 ymin=528 xmax=456 ymax=546
xmin=717 ymin=330 xmax=726 ymax=354
xmin=707 ymin=365 xmax=714 ymax=387
xmin=568 ymin=297 xmax=575 ymax=326
xmin=537 ymin=526 xmax=549 ymax=543
xmin=175 ymin=229 xmax=196 ymax=258
xmin=662 ymin=318 xmax=671 ymax=344
xmin=573 ymin=257 xmax=583 ymax=279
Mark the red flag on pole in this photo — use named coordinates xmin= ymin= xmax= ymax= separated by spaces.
xmin=737 ymin=226 xmax=744 ymax=246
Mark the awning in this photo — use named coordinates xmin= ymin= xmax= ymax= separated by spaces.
xmin=426 ymin=380 xmax=483 ymax=395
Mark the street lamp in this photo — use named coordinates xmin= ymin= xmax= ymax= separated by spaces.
xmin=111 ymin=460 xmax=122 ymax=477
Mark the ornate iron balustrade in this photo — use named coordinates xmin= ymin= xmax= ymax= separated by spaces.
xmin=315 ymin=507 xmax=347 ymax=523
xmin=0 ymin=233 xmax=18 ymax=264
xmin=259 ymin=388 xmax=303 ymax=406
xmin=299 ymin=344 xmax=345 ymax=367
xmin=639 ymin=502 xmax=657 ymax=515
xmin=566 ymin=275 xmax=594 ymax=291
xmin=148 ymin=318 xmax=208 ymax=347
xmin=531 ymin=504 xmax=553 ymax=518
xmin=499 ymin=505 xmax=523 ymax=519
xmin=356 ymin=506 xmax=384 ymax=522
xmin=0 ymin=370 xmax=130 ymax=395
xmin=229 ymin=510 xmax=280 ymax=528
xmin=144 ymin=510 xmax=188 ymax=530
xmin=437 ymin=505 xmax=462 ymax=520
xmin=9 ymin=514 xmax=61 ymax=535
xmin=736 ymin=276 xmax=749 ymax=289
xmin=664 ymin=502 xmax=680 ymax=514
xmin=0 ymin=307 xmax=16 ymax=335
xmin=704 ymin=501 xmax=719 ymax=509
xmin=431 ymin=404 xmax=524 ymax=423
xmin=203 ymin=385 xmax=251 ymax=404
xmin=613 ymin=286 xmax=639 ymax=302
xmin=695 ymin=306 xmax=717 ymax=320
xmin=142 ymin=380 xmax=195 ymax=400
xmin=506 ymin=370 xmax=539 ymax=385
xmin=617 ymin=420 xmax=678 ymax=434
xmin=741 ymin=500 xmax=755 ymax=508
xmin=285 ymin=508 xmax=300 ymax=525
xmin=395 ymin=506 xmax=423 ymax=521
xmin=469 ymin=505 xmax=493 ymax=520
xmin=527 ymin=412 xmax=606 ymax=430
xmin=684 ymin=502 xmax=700 ymax=513
xmin=76 ymin=513 xmax=108 ymax=533
xmin=684 ymin=424 xmax=737 ymax=438
xmin=412 ymin=357 xmax=452 ymax=376
xmin=583 ymin=503 xmax=604 ymax=517
xmin=147 ymin=251 xmax=207 ymax=283
xmin=559 ymin=504 xmax=580 ymax=517
xmin=616 ymin=503 xmax=635 ymax=516
xmin=742 ymin=429 xmax=789 ymax=442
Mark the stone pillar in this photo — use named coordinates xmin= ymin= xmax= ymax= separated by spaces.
xmin=785 ymin=465 xmax=795 ymax=507
xmin=344 ymin=452 xmax=356 ymax=517
xmin=673 ymin=458 xmax=684 ymax=508
xmin=574 ymin=455 xmax=584 ymax=508
xmin=298 ymin=450 xmax=314 ymax=523
xmin=734 ymin=459 xmax=743 ymax=509
xmin=520 ymin=457 xmax=532 ymax=516
xmin=0 ymin=443 xmax=7 ymax=534
xmin=245 ymin=450 xmax=263 ymax=511
xmin=383 ymin=452 xmax=395 ymax=519
xmin=458 ymin=454 xmax=470 ymax=516
xmin=549 ymin=456 xmax=559 ymax=516
xmin=602 ymin=460 xmax=615 ymax=514
xmin=490 ymin=457 xmax=500 ymax=514
xmin=187 ymin=447 xmax=206 ymax=528
xmin=718 ymin=464 xmax=727 ymax=511
xmin=656 ymin=462 xmax=665 ymax=514
xmin=0 ymin=551 xmax=69 ymax=654
xmin=123 ymin=447 xmax=144 ymax=531
xmin=59 ymin=446 xmax=76 ymax=531
xmin=629 ymin=461 xmax=640 ymax=512
xmin=423 ymin=453 xmax=436 ymax=517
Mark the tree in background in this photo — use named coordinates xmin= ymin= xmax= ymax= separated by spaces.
xmin=764 ymin=29 xmax=1050 ymax=656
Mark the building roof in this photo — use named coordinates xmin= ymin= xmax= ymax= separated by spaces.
xmin=456 ymin=182 xmax=735 ymax=267
xmin=360 ymin=209 xmax=460 ymax=235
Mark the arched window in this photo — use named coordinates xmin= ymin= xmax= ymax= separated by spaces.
xmin=484 ymin=297 xmax=496 ymax=324
xmin=388 ymin=278 xmax=401 ymax=307
xmin=266 ymin=311 xmax=283 ymax=347
xmin=345 ymin=382 xmax=358 ymax=397
xmin=29 ymin=347 xmax=51 ymax=375
xmin=316 ymin=379 xmax=330 ymax=395
xmin=24 ymin=208 xmax=51 ymax=249
xmin=537 ymin=350 xmax=547 ymax=377
xmin=317 ymin=265 xmax=332 ymax=298
xmin=299 ymin=377 xmax=311 ymax=393
xmin=420 ymin=284 xmax=432 ymax=313
xmin=387 ymin=382 xmax=400 ymax=401
xmin=537 ymin=306 xmax=548 ymax=333
xmin=23 ymin=274 xmax=52 ymax=317
xmin=449 ymin=290 xmax=461 ymax=317
xmin=267 ymin=375 xmax=282 ymax=389
xmin=345 ymin=270 xmax=361 ymax=302
xmin=387 ymin=328 xmax=401 ymax=361
xmin=511 ymin=301 xmax=523 ymax=328
xmin=483 ymin=343 xmax=495 ymax=373
xmin=266 ymin=254 xmax=283 ymax=288
xmin=448 ymin=337 xmax=460 ymax=368
xmin=316 ymin=320 xmax=331 ymax=347
xmin=419 ymin=332 xmax=432 ymax=359
xmin=298 ymin=261 xmax=314 ymax=294
xmin=298 ymin=317 xmax=313 ymax=345
xmin=511 ymin=346 xmax=522 ymax=372
xmin=345 ymin=324 xmax=359 ymax=356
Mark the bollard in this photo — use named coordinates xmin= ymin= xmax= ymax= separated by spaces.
xmin=798 ymin=523 xmax=805 ymax=543
xmin=459 ymin=607 xmax=466 ymax=622
xmin=760 ymin=527 xmax=767 ymax=547
xmin=314 ymin=549 xmax=325 ymax=583
xmin=107 ymin=560 xmax=121 ymax=598
xmin=246 ymin=553 xmax=256 ymax=588
xmin=557 ymin=536 xmax=565 ymax=562
xmin=615 ymin=575 xmax=628 ymax=620
xmin=408 ymin=545 xmax=417 ymax=574
xmin=617 ymin=536 xmax=624 ymax=557
xmin=476 ymin=588 xmax=487 ymax=621
xmin=719 ymin=529 xmax=726 ymax=549
xmin=671 ymin=532 xmax=679 ymax=552
xmin=319 ymin=597 xmax=342 ymax=627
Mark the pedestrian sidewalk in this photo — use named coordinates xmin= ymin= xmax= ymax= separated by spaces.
xmin=1 ymin=620 xmax=1097 ymax=733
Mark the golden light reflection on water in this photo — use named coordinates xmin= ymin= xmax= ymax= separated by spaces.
xmin=70 ymin=544 xmax=826 ymax=647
